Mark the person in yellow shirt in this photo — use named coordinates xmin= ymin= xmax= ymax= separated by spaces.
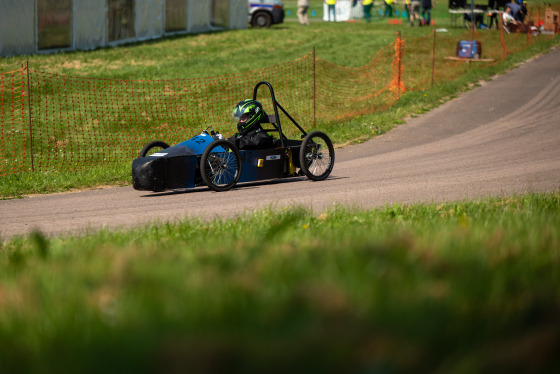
xmin=404 ymin=0 xmax=411 ymax=19
xmin=384 ymin=0 xmax=395 ymax=17
xmin=325 ymin=0 xmax=337 ymax=22
xmin=363 ymin=0 xmax=374 ymax=22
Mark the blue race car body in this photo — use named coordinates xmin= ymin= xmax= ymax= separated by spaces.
xmin=132 ymin=131 xmax=293 ymax=192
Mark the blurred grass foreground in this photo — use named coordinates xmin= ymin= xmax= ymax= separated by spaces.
xmin=1 ymin=192 xmax=559 ymax=373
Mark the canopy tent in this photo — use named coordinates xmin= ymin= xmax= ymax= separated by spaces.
xmin=0 ymin=0 xmax=247 ymax=57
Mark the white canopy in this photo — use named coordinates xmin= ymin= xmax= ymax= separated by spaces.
xmin=0 ymin=0 xmax=247 ymax=57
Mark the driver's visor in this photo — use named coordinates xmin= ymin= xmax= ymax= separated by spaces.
xmin=233 ymin=113 xmax=250 ymax=123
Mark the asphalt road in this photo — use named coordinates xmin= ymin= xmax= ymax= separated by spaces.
xmin=2 ymin=46 xmax=559 ymax=239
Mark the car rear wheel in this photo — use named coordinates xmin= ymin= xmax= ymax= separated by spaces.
xmin=200 ymin=140 xmax=242 ymax=192
xmin=299 ymin=131 xmax=335 ymax=181
xmin=252 ymin=11 xmax=272 ymax=28
xmin=139 ymin=140 xmax=170 ymax=157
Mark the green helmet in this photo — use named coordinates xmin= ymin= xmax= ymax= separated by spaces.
xmin=232 ymin=99 xmax=264 ymax=134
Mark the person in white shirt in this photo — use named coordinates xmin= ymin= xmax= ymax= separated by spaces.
xmin=298 ymin=0 xmax=310 ymax=25
xmin=502 ymin=5 xmax=517 ymax=24
xmin=502 ymin=3 xmax=527 ymax=33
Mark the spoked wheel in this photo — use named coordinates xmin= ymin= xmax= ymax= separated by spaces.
xmin=139 ymin=140 xmax=170 ymax=157
xmin=299 ymin=131 xmax=335 ymax=181
xmin=200 ymin=140 xmax=242 ymax=192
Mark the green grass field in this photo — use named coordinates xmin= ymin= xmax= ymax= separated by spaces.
xmin=1 ymin=192 xmax=559 ymax=373
xmin=1 ymin=31 xmax=558 ymax=198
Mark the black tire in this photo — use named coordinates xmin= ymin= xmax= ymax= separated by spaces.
xmin=252 ymin=12 xmax=272 ymax=28
xmin=139 ymin=140 xmax=170 ymax=157
xmin=200 ymin=140 xmax=242 ymax=192
xmin=299 ymin=131 xmax=335 ymax=181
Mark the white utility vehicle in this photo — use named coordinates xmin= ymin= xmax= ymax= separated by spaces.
xmin=249 ymin=0 xmax=284 ymax=28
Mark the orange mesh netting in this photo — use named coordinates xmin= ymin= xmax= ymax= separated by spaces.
xmin=315 ymin=40 xmax=401 ymax=123
xmin=1 ymin=67 xmax=27 ymax=176
xmin=25 ymin=56 xmax=314 ymax=173
xmin=2 ymin=44 xmax=405 ymax=174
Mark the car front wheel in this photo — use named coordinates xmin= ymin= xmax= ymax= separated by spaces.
xmin=200 ymin=140 xmax=242 ymax=192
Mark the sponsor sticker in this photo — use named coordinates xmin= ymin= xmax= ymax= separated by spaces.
xmin=149 ymin=153 xmax=168 ymax=157
xmin=266 ymin=155 xmax=281 ymax=160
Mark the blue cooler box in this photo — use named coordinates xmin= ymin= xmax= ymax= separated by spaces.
xmin=456 ymin=40 xmax=482 ymax=59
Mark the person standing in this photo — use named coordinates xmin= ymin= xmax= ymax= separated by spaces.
xmin=410 ymin=0 xmax=421 ymax=26
xmin=506 ymin=1 xmax=526 ymax=22
xmin=363 ymin=0 xmax=374 ymax=22
xmin=326 ymin=0 xmax=337 ymax=22
xmin=298 ymin=0 xmax=310 ymax=25
xmin=404 ymin=0 xmax=411 ymax=20
xmin=487 ymin=0 xmax=499 ymax=29
xmin=384 ymin=0 xmax=395 ymax=17
xmin=421 ymin=0 xmax=432 ymax=26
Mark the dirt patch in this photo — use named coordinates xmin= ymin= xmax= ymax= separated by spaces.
xmin=60 ymin=59 xmax=157 ymax=73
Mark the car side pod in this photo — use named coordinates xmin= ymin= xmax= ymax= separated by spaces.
xmin=132 ymin=153 xmax=196 ymax=192
xmin=132 ymin=156 xmax=166 ymax=192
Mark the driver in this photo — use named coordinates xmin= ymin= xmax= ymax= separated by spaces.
xmin=228 ymin=99 xmax=274 ymax=150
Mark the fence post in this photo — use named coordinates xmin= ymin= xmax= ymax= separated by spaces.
xmin=25 ymin=61 xmax=35 ymax=172
xmin=313 ymin=46 xmax=316 ymax=128
xmin=469 ymin=21 xmax=476 ymax=69
xmin=395 ymin=31 xmax=403 ymax=99
xmin=431 ymin=29 xmax=436 ymax=87
xmin=499 ymin=16 xmax=508 ymax=60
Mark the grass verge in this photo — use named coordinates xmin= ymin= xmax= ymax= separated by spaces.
xmin=1 ymin=192 xmax=559 ymax=373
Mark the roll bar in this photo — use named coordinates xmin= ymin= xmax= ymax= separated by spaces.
xmin=252 ymin=81 xmax=308 ymax=149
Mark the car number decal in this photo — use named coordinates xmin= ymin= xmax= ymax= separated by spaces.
xmin=240 ymin=152 xmax=253 ymax=163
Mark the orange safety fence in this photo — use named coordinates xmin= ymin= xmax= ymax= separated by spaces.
xmin=25 ymin=55 xmax=314 ymax=174
xmin=0 ymin=68 xmax=28 ymax=176
xmin=1 ymin=21 xmax=558 ymax=176
xmin=315 ymin=41 xmax=400 ymax=122
xmin=397 ymin=6 xmax=559 ymax=93
xmin=0 ymin=42 xmax=403 ymax=175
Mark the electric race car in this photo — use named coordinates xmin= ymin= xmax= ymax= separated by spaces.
xmin=132 ymin=81 xmax=335 ymax=193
